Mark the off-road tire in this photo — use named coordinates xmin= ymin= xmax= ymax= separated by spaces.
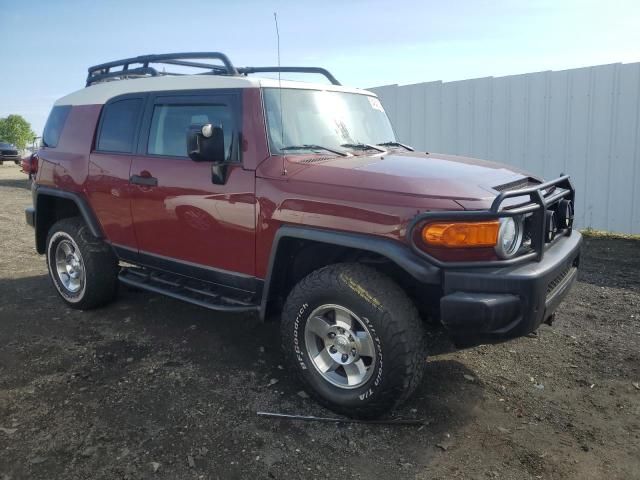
xmin=281 ymin=263 xmax=427 ymax=418
xmin=46 ymin=217 xmax=119 ymax=309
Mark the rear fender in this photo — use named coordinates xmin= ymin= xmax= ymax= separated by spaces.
xmin=34 ymin=186 xmax=104 ymax=253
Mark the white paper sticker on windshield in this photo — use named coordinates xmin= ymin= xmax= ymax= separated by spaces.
xmin=368 ymin=96 xmax=384 ymax=112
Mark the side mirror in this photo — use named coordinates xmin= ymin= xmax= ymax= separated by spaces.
xmin=187 ymin=124 xmax=226 ymax=163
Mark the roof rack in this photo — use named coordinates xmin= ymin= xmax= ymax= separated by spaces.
xmin=86 ymin=52 xmax=237 ymax=86
xmin=86 ymin=52 xmax=341 ymax=87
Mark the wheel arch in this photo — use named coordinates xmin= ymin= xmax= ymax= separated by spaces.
xmin=35 ymin=187 xmax=104 ymax=254
xmin=259 ymin=225 xmax=441 ymax=320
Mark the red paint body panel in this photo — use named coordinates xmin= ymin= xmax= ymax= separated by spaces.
xmin=265 ymin=152 xmax=531 ymax=201
xmin=252 ymin=151 xmax=534 ymax=278
xmin=254 ymin=159 xmax=462 ymax=278
xmin=36 ymin=105 xmax=101 ymax=194
xmin=129 ymin=158 xmax=256 ymax=275
xmin=86 ymin=152 xmax=137 ymax=248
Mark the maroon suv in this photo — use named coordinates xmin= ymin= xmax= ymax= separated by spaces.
xmin=25 ymin=53 xmax=581 ymax=418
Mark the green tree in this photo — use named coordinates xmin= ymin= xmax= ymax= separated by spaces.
xmin=0 ymin=115 xmax=36 ymax=150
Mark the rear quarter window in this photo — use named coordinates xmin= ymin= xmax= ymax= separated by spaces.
xmin=97 ymin=98 xmax=144 ymax=153
xmin=42 ymin=105 xmax=71 ymax=148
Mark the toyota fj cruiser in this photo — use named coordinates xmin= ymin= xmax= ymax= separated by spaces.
xmin=25 ymin=53 xmax=581 ymax=418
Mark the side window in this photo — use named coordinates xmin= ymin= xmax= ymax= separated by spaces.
xmin=147 ymin=103 xmax=234 ymax=159
xmin=42 ymin=105 xmax=71 ymax=148
xmin=97 ymin=98 xmax=143 ymax=153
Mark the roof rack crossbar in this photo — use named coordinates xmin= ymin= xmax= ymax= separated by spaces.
xmin=237 ymin=66 xmax=341 ymax=85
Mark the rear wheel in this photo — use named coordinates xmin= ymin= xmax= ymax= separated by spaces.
xmin=281 ymin=263 xmax=427 ymax=418
xmin=46 ymin=217 xmax=119 ymax=309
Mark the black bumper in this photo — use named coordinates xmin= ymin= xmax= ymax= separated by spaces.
xmin=25 ymin=207 xmax=35 ymax=227
xmin=440 ymin=231 xmax=582 ymax=347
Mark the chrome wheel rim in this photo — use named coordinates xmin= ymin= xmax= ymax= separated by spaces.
xmin=304 ymin=304 xmax=376 ymax=389
xmin=54 ymin=239 xmax=85 ymax=293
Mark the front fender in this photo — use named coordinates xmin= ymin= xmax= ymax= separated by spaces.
xmin=259 ymin=225 xmax=441 ymax=320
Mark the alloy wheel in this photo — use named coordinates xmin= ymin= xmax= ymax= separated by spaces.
xmin=304 ymin=304 xmax=377 ymax=389
xmin=54 ymin=238 xmax=85 ymax=294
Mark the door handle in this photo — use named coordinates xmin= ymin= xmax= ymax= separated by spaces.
xmin=130 ymin=174 xmax=158 ymax=187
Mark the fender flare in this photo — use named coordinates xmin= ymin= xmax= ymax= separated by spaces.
xmin=34 ymin=186 xmax=104 ymax=253
xmin=259 ymin=225 xmax=441 ymax=320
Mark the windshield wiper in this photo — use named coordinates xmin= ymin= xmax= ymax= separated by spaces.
xmin=340 ymin=143 xmax=386 ymax=153
xmin=376 ymin=141 xmax=414 ymax=151
xmin=280 ymin=144 xmax=348 ymax=156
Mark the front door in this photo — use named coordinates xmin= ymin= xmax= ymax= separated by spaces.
xmin=129 ymin=91 xmax=256 ymax=285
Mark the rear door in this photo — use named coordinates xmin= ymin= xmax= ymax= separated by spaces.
xmin=87 ymin=94 xmax=145 ymax=254
xmin=129 ymin=90 xmax=256 ymax=285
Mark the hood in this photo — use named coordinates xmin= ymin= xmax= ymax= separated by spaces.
xmin=278 ymin=151 xmax=539 ymax=203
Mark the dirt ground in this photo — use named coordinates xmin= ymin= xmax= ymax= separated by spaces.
xmin=0 ymin=164 xmax=638 ymax=480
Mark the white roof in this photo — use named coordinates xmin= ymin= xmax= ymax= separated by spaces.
xmin=54 ymin=75 xmax=376 ymax=106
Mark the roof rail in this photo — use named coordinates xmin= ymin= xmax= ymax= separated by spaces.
xmin=86 ymin=52 xmax=341 ymax=87
xmin=237 ymin=67 xmax=341 ymax=86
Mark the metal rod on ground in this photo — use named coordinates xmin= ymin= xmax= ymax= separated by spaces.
xmin=256 ymin=411 xmax=424 ymax=426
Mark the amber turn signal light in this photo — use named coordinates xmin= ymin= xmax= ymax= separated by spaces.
xmin=421 ymin=221 xmax=500 ymax=248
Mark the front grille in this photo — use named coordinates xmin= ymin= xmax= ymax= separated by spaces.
xmin=493 ymin=177 xmax=541 ymax=192
xmin=1 ymin=149 xmax=18 ymax=156
xmin=546 ymin=265 xmax=573 ymax=297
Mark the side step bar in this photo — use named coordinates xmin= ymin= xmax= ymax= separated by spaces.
xmin=119 ymin=267 xmax=260 ymax=313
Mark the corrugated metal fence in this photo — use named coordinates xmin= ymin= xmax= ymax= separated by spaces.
xmin=369 ymin=63 xmax=640 ymax=234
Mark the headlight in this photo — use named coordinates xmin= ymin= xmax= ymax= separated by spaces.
xmin=421 ymin=220 xmax=499 ymax=248
xmin=495 ymin=217 xmax=523 ymax=259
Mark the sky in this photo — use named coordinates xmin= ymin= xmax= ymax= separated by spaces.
xmin=1 ymin=0 xmax=639 ymax=135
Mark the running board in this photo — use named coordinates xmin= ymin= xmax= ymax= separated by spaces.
xmin=119 ymin=267 xmax=260 ymax=313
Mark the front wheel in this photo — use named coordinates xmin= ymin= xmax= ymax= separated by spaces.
xmin=46 ymin=217 xmax=119 ymax=309
xmin=281 ymin=263 xmax=426 ymax=418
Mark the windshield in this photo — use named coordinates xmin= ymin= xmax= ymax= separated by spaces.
xmin=263 ymin=88 xmax=396 ymax=154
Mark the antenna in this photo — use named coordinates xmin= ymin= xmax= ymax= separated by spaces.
xmin=274 ymin=12 xmax=286 ymax=176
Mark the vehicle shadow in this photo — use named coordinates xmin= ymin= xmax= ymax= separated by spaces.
xmin=0 ymin=274 xmax=483 ymax=478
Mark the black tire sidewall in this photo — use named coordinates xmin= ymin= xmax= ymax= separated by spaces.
xmin=282 ymin=266 xmax=422 ymax=416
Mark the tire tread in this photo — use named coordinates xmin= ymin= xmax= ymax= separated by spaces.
xmin=281 ymin=262 xmax=427 ymax=418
